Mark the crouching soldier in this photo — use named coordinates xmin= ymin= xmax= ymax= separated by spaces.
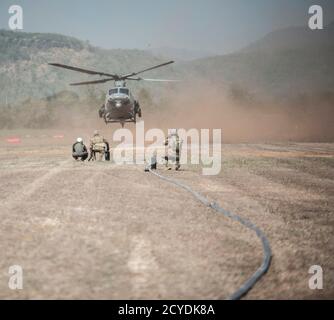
xmin=72 ymin=137 xmax=88 ymax=161
xmin=89 ymin=130 xmax=109 ymax=161
xmin=164 ymin=129 xmax=182 ymax=170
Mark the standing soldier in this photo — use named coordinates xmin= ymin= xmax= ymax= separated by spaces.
xmin=89 ymin=130 xmax=109 ymax=161
xmin=164 ymin=129 xmax=182 ymax=170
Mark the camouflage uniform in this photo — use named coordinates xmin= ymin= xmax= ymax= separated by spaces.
xmin=90 ymin=131 xmax=108 ymax=161
xmin=164 ymin=130 xmax=182 ymax=170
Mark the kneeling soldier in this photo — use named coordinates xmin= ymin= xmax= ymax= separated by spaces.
xmin=72 ymin=137 xmax=88 ymax=161
xmin=89 ymin=130 xmax=109 ymax=161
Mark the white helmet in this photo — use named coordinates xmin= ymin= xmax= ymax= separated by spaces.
xmin=77 ymin=137 xmax=83 ymax=143
xmin=170 ymin=129 xmax=178 ymax=136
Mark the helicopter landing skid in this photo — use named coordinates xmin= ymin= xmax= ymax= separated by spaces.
xmin=104 ymin=118 xmax=136 ymax=127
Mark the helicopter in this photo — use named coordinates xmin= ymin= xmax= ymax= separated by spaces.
xmin=49 ymin=61 xmax=177 ymax=127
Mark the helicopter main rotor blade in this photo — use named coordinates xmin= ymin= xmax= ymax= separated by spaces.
xmin=49 ymin=63 xmax=117 ymax=78
xmin=126 ymin=77 xmax=180 ymax=82
xmin=70 ymin=78 xmax=115 ymax=86
xmin=141 ymin=78 xmax=180 ymax=82
xmin=121 ymin=61 xmax=174 ymax=79
xmin=126 ymin=78 xmax=180 ymax=82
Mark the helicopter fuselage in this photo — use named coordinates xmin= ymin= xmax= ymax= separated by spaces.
xmin=48 ymin=60 xmax=175 ymax=127
xmin=100 ymin=86 xmax=141 ymax=126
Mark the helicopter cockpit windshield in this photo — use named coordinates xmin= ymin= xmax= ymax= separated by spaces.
xmin=109 ymin=89 xmax=118 ymax=95
xmin=119 ymin=88 xmax=129 ymax=95
xmin=109 ymin=88 xmax=129 ymax=96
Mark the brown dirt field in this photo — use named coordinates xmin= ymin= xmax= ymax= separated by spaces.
xmin=0 ymin=131 xmax=333 ymax=299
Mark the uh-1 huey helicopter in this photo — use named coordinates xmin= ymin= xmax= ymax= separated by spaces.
xmin=49 ymin=60 xmax=177 ymax=127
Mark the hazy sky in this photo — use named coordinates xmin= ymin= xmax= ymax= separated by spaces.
xmin=1 ymin=0 xmax=334 ymax=53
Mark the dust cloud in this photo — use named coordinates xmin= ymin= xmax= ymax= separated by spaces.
xmin=2 ymin=81 xmax=333 ymax=143
xmin=143 ymin=81 xmax=334 ymax=143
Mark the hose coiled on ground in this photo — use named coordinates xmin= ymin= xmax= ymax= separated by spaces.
xmin=149 ymin=169 xmax=272 ymax=300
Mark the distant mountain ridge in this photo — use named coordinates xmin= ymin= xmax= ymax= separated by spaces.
xmin=0 ymin=29 xmax=169 ymax=105
xmin=0 ymin=21 xmax=333 ymax=105
xmin=180 ymin=21 xmax=334 ymax=97
xmin=148 ymin=46 xmax=216 ymax=61
xmin=241 ymin=21 xmax=334 ymax=53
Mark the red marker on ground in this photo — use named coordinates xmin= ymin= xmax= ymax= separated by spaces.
xmin=6 ymin=137 xmax=21 ymax=144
